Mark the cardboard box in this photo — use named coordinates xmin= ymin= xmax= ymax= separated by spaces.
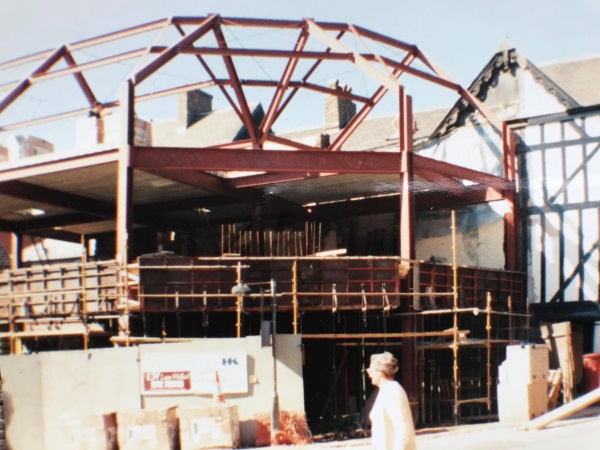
xmin=497 ymin=380 xmax=548 ymax=424
xmin=108 ymin=407 xmax=178 ymax=450
xmin=178 ymin=405 xmax=240 ymax=450
xmin=62 ymin=413 xmax=116 ymax=450
xmin=504 ymin=345 xmax=549 ymax=383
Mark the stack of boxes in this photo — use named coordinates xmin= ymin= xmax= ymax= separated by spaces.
xmin=63 ymin=405 xmax=240 ymax=450
xmin=497 ymin=344 xmax=549 ymax=424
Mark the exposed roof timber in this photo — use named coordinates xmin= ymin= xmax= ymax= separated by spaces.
xmin=131 ymin=146 xmax=512 ymax=190
xmin=0 ymin=152 xmax=118 ymax=183
xmin=0 ymin=180 xmax=114 ymax=217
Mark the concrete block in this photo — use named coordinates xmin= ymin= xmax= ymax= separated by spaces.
xmin=177 ymin=405 xmax=240 ymax=450
xmin=505 ymin=344 xmax=550 ymax=383
xmin=109 ymin=408 xmax=178 ymax=450
xmin=498 ymin=380 xmax=548 ymax=424
xmin=62 ymin=413 xmax=116 ymax=450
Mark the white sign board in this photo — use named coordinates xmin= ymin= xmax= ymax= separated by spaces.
xmin=140 ymin=351 xmax=248 ymax=396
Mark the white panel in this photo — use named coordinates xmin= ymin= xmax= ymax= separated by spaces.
xmin=544 ymin=212 xmax=561 ymax=302
xmin=528 ymin=215 xmax=543 ymax=303
xmin=525 ymin=151 xmax=544 ymax=207
xmin=586 ymin=142 xmax=600 ymax=201
xmin=564 ymin=145 xmax=586 ymax=203
xmin=562 ymin=120 xmax=582 ymax=141
xmin=523 ymin=125 xmax=541 ymax=145
xmin=582 ymin=208 xmax=599 ymax=300
xmin=544 ymin=147 xmax=564 ymax=204
xmin=585 ymin=115 xmax=600 ymax=137
xmin=543 ymin=122 xmax=562 ymax=144
xmin=563 ymin=210 xmax=581 ymax=301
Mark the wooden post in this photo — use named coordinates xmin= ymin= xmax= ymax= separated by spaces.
xmin=452 ymin=210 xmax=460 ymax=423
xmin=292 ymin=260 xmax=298 ymax=334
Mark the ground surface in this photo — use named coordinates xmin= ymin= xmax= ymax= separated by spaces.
xmin=250 ymin=410 xmax=600 ymax=449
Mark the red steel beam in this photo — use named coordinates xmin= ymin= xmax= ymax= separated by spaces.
xmin=414 ymin=155 xmax=510 ymax=191
xmin=130 ymin=145 xmax=511 ymax=190
xmin=30 ymin=48 xmax=155 ymax=83
xmin=212 ymin=22 xmax=260 ymax=147
xmin=116 ymin=80 xmax=135 ymax=263
xmin=181 ymin=46 xmax=355 ymax=61
xmin=68 ymin=18 xmax=171 ymax=52
xmin=134 ymin=15 xmax=218 ymax=86
xmin=237 ymin=79 xmax=371 ymax=104
xmin=0 ymin=46 xmax=65 ymax=115
xmin=275 ymin=30 xmax=346 ymax=123
xmin=0 ymin=152 xmax=118 ymax=183
xmin=399 ymin=88 xmax=415 ymax=260
xmin=329 ymin=53 xmax=416 ymax=151
xmin=229 ymin=172 xmax=325 ymax=188
xmin=264 ymin=134 xmax=322 ymax=151
xmin=260 ymin=26 xmax=310 ymax=145
xmin=0 ymin=180 xmax=114 ymax=217
xmin=62 ymin=49 xmax=98 ymax=107
xmin=173 ymin=23 xmax=244 ymax=123
xmin=503 ymin=122 xmax=519 ymax=270
xmin=140 ymin=169 xmax=254 ymax=202
xmin=418 ymin=169 xmax=466 ymax=196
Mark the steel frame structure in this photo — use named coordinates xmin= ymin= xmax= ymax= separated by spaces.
xmin=0 ymin=15 xmax=519 ymax=270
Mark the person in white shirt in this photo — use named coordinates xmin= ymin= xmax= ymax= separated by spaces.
xmin=367 ymin=352 xmax=417 ymax=450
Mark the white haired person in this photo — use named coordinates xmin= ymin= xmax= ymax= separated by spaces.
xmin=366 ymin=352 xmax=416 ymax=450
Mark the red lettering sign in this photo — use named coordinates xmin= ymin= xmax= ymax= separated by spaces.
xmin=143 ymin=371 xmax=191 ymax=391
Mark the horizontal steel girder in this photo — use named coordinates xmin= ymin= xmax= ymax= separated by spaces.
xmin=131 ymin=146 xmax=511 ymax=190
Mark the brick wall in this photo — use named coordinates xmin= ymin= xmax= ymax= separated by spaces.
xmin=325 ymin=80 xmax=357 ymax=130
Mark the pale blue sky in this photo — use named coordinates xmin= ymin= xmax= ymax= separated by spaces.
xmin=2 ymin=0 xmax=598 ymax=83
xmin=0 ymin=1 xmax=599 ymax=148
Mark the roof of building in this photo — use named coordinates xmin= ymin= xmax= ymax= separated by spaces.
xmin=540 ymin=56 xmax=600 ymax=106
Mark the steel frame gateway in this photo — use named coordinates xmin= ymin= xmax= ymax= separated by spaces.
xmin=0 ymin=16 xmax=525 ymax=428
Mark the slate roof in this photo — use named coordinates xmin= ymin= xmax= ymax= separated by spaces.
xmin=541 ymin=56 xmax=600 ymax=106
xmin=151 ymin=51 xmax=599 ymax=152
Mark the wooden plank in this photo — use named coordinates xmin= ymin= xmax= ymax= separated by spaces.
xmin=524 ymin=387 xmax=600 ymax=430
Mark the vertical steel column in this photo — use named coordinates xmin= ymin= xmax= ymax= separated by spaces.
xmin=117 ymin=80 xmax=135 ymax=264
xmin=399 ymin=87 xmax=415 ymax=260
xmin=451 ymin=210 xmax=459 ymax=424
xmin=399 ymin=87 xmax=418 ymax=417
xmin=10 ymin=232 xmax=22 ymax=270
xmin=503 ymin=122 xmax=518 ymax=270
xmin=117 ymin=80 xmax=134 ymax=345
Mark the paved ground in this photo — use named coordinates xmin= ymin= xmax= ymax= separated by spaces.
xmin=251 ymin=411 xmax=600 ymax=449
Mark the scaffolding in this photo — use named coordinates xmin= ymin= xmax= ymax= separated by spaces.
xmin=0 ymin=219 xmax=527 ymax=428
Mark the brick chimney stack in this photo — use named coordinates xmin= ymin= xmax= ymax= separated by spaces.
xmin=325 ymin=80 xmax=357 ymax=130
xmin=179 ymin=89 xmax=213 ymax=128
